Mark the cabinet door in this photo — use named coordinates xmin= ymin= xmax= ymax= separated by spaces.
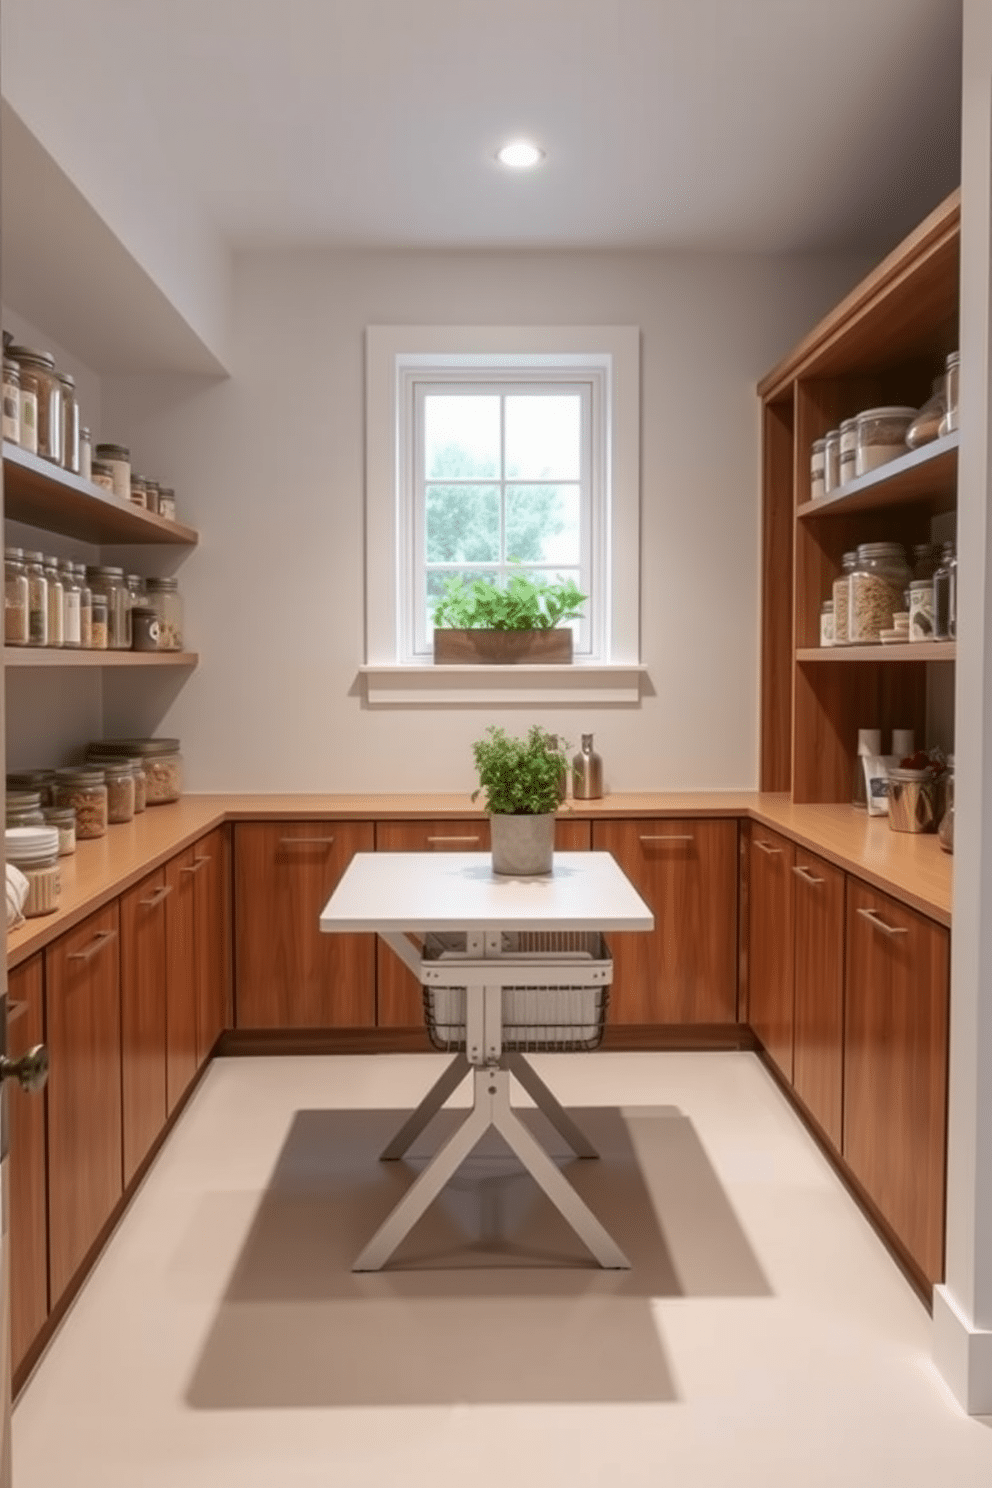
xmin=792 ymin=848 xmax=845 ymax=1148
xmin=234 ymin=821 xmax=376 ymax=1028
xmin=591 ymin=819 xmax=738 ymax=1024
xmin=120 ymin=868 xmax=169 ymax=1184
xmin=165 ymin=848 xmax=198 ymax=1113
xmin=844 ymin=880 xmax=949 ymax=1284
xmin=45 ymin=902 xmax=122 ymax=1304
xmin=373 ymin=818 xmax=590 ymax=1026
xmin=7 ymin=955 xmax=48 ymax=1374
xmin=748 ymin=827 xmax=795 ymax=1079
xmin=194 ymin=825 xmax=232 ymax=1065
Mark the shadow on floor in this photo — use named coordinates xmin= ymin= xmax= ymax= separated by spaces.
xmin=187 ymin=1103 xmax=769 ymax=1408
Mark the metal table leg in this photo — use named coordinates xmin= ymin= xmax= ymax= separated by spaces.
xmin=504 ymin=1053 xmax=600 ymax=1159
xmin=379 ymin=1054 xmax=470 ymax=1160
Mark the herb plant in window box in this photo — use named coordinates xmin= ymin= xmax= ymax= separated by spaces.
xmin=432 ymin=568 xmax=587 ymax=664
xmin=471 ymin=724 xmax=569 ymax=875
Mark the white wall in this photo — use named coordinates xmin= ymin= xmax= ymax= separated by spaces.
xmin=100 ymin=247 xmax=872 ymax=793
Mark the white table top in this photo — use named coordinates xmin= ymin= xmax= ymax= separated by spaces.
xmin=319 ymin=851 xmax=654 ymax=934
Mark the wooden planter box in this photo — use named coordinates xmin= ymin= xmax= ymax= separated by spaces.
xmin=433 ymin=628 xmax=573 ymax=665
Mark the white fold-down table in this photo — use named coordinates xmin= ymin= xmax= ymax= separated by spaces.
xmin=320 ymin=851 xmax=654 ymax=1271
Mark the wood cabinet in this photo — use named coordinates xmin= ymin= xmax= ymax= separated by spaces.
xmin=6 ymin=955 xmax=48 ymax=1373
xmin=165 ymin=846 xmax=198 ymax=1113
xmin=44 ymin=902 xmax=122 ymax=1304
xmin=120 ymin=868 xmax=169 ymax=1184
xmin=234 ymin=821 xmax=376 ymax=1028
xmin=373 ymin=817 xmax=590 ymax=1027
xmin=843 ymin=879 xmax=949 ymax=1285
xmin=591 ymin=818 xmax=737 ymax=1024
xmin=748 ymin=827 xmax=795 ymax=1078
xmin=791 ymin=847 xmax=845 ymax=1148
xmin=194 ymin=825 xmax=232 ymax=1065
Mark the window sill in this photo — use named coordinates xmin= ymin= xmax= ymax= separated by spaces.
xmin=359 ymin=663 xmax=647 ymax=706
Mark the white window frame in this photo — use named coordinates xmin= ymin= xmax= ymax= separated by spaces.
xmin=364 ymin=325 xmax=643 ymax=704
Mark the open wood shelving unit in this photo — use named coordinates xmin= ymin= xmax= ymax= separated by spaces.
xmin=758 ymin=189 xmax=960 ymax=805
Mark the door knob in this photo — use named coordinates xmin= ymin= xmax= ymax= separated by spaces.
xmin=0 ymin=1044 xmax=49 ymax=1094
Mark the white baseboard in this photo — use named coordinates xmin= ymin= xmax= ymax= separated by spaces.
xmin=933 ymin=1284 xmax=992 ymax=1415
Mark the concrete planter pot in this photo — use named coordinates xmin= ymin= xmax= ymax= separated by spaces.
xmin=433 ymin=628 xmax=572 ymax=665
xmin=489 ymin=812 xmax=555 ymax=876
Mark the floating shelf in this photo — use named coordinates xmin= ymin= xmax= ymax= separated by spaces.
xmin=4 ymin=648 xmax=198 ymax=669
xmin=797 ymin=643 xmax=955 ymax=663
xmin=2 ymin=441 xmax=198 ymax=546
xmin=796 ymin=434 xmax=958 ymax=521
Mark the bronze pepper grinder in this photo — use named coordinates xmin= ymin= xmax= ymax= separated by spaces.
xmin=572 ymin=733 xmax=603 ymax=799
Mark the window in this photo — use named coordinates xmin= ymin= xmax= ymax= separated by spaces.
xmin=365 ymin=326 xmax=641 ymax=703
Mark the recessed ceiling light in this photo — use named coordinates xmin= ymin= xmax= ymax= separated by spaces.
xmin=497 ymin=140 xmax=544 ymax=169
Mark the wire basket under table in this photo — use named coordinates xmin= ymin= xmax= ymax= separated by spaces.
xmin=420 ymin=929 xmax=612 ymax=1053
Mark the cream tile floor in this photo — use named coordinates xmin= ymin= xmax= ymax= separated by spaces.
xmin=13 ymin=1051 xmax=992 ymax=1487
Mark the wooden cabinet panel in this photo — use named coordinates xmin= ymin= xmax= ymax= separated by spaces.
xmin=749 ymin=827 xmax=795 ymax=1079
xmin=792 ymin=847 xmax=845 ymax=1148
xmin=844 ymin=879 xmax=949 ymax=1284
xmin=591 ymin=819 xmax=738 ymax=1024
xmin=373 ymin=818 xmax=590 ymax=1026
xmin=234 ymin=821 xmax=376 ymax=1028
xmin=165 ymin=848 xmax=198 ymax=1113
xmin=7 ymin=955 xmax=48 ymax=1373
xmin=120 ymin=868 xmax=169 ymax=1184
xmin=194 ymin=825 xmax=232 ymax=1065
xmin=45 ymin=902 xmax=122 ymax=1305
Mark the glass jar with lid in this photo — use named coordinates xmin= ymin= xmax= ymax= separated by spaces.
xmin=23 ymin=551 xmax=48 ymax=646
xmin=76 ymin=563 xmax=93 ymax=648
xmin=810 ymin=438 xmax=826 ymax=500
xmin=838 ymin=417 xmax=858 ymax=485
xmin=91 ymin=459 xmax=115 ymax=493
xmin=854 ymin=406 xmax=916 ymax=476
xmin=819 ymin=600 xmax=835 ymax=647
xmin=934 ymin=542 xmax=956 ymax=638
xmin=86 ymin=565 xmax=130 ymax=648
xmin=88 ymin=753 xmax=146 ymax=813
xmin=146 ymin=577 xmax=183 ymax=650
xmin=2 ymin=357 xmax=20 ymax=444
xmin=102 ymin=761 xmax=136 ymax=823
xmin=79 ymin=426 xmax=93 ymax=481
xmin=58 ymin=372 xmax=80 ymax=473
xmin=4 ymin=546 xmax=29 ymax=646
xmin=43 ymin=557 xmax=64 ymax=647
xmin=824 ymin=428 xmax=841 ymax=494
xmin=940 ymin=351 xmax=960 ymax=436
xmin=849 ymin=542 xmax=911 ymax=644
xmin=909 ymin=579 xmax=935 ymax=642
xmin=59 ymin=560 xmax=82 ymax=648
xmin=7 ymin=769 xmax=57 ymax=807
xmin=94 ymin=443 xmax=131 ymax=500
xmin=157 ymin=487 xmax=177 ymax=522
xmin=89 ymin=737 xmax=183 ymax=804
xmin=4 ymin=827 xmax=61 ymax=917
xmin=42 ymin=806 xmax=76 ymax=856
xmin=144 ymin=480 xmax=160 ymax=515
xmin=8 ymin=347 xmax=62 ymax=464
xmin=832 ymin=550 xmax=858 ymax=645
xmin=906 ymin=377 xmax=947 ymax=449
xmin=6 ymin=790 xmax=45 ymax=828
xmin=54 ymin=767 xmax=108 ymax=839
xmin=129 ymin=476 xmax=147 ymax=509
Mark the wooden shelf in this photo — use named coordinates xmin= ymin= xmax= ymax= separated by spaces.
xmin=797 ymin=644 xmax=955 ymax=664
xmin=2 ymin=442 xmax=198 ymax=546
xmin=797 ymin=435 xmax=958 ymax=520
xmin=4 ymin=648 xmax=198 ymax=669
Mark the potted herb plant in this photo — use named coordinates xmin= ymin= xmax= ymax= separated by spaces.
xmin=432 ymin=566 xmax=586 ymax=664
xmin=471 ymin=724 xmax=569 ymax=875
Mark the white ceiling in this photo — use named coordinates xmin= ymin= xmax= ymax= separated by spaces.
xmin=0 ymin=0 xmax=962 ymax=256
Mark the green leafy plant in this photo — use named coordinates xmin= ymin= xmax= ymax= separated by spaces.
xmin=471 ymin=725 xmax=570 ymax=816
xmin=433 ymin=566 xmax=587 ymax=631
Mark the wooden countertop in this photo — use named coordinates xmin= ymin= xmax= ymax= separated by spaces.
xmin=5 ymin=790 xmax=952 ymax=967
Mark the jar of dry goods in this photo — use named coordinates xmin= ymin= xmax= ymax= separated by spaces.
xmin=2 ymin=358 xmax=20 ymax=444
xmin=6 ymin=791 xmax=45 ymax=828
xmin=87 ymin=565 xmax=130 ymax=648
xmin=832 ymin=550 xmax=857 ymax=646
xmin=43 ymin=806 xmax=76 ymax=856
xmin=129 ymin=476 xmax=147 ymax=508
xmin=24 ymin=551 xmax=47 ymax=646
xmin=824 ymin=428 xmax=841 ymax=494
xmin=91 ymin=458 xmax=115 ymax=493
xmin=4 ymin=546 xmax=29 ymax=646
xmin=144 ymin=480 xmax=160 ymax=515
xmin=103 ymin=761 xmax=136 ymax=823
xmin=941 ymin=351 xmax=960 ymax=436
xmin=146 ymin=576 xmax=183 ymax=650
xmin=54 ymin=767 xmax=108 ymax=839
xmin=4 ymin=827 xmax=61 ymax=917
xmin=849 ymin=542 xmax=911 ymax=644
xmin=89 ymin=737 xmax=183 ymax=804
xmin=79 ymin=426 xmax=92 ymax=481
xmin=90 ymin=593 xmax=109 ymax=650
xmin=909 ymin=579 xmax=935 ymax=642
xmin=839 ymin=417 xmax=858 ymax=485
xmin=820 ymin=600 xmax=834 ymax=647
xmin=7 ymin=770 xmax=56 ymax=807
xmin=59 ymin=560 xmax=82 ymax=648
xmin=8 ymin=347 xmax=62 ymax=464
xmin=58 ymin=372 xmax=80 ymax=473
xmin=810 ymin=438 xmax=826 ymax=500
xmin=906 ymin=377 xmax=947 ymax=449
xmin=854 ymin=406 xmax=916 ymax=476
xmin=43 ymin=557 xmax=63 ymax=647
xmin=94 ymin=443 xmax=131 ymax=500
xmin=157 ymin=487 xmax=176 ymax=522
xmin=131 ymin=605 xmax=160 ymax=651
xmin=77 ymin=564 xmax=93 ymax=648
xmin=934 ymin=542 xmax=955 ymax=638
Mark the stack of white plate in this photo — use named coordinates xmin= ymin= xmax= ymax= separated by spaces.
xmin=5 ymin=826 xmax=60 ymax=865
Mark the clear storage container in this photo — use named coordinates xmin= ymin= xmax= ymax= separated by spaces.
xmin=59 ymin=560 xmax=82 ymax=648
xmin=824 ymin=428 xmax=841 ymax=494
xmin=909 ymin=579 xmax=935 ymax=642
xmin=7 ymin=770 xmax=57 ymax=807
xmin=2 ymin=358 xmax=20 ymax=444
xmin=87 ymin=565 xmax=130 ymax=649
xmin=157 ymin=487 xmax=176 ymax=522
xmin=934 ymin=542 xmax=956 ymax=639
xmin=58 ymin=371 xmax=80 ymax=473
xmin=103 ymin=761 xmax=136 ymax=823
xmin=810 ymin=438 xmax=826 ymax=500
xmin=43 ymin=557 xmax=63 ymax=648
xmin=849 ymin=542 xmax=911 ymax=644
xmin=6 ymin=790 xmax=45 ymax=828
xmin=4 ymin=546 xmax=29 ymax=646
xmin=94 ymin=443 xmax=131 ymax=500
xmin=77 ymin=563 xmax=93 ymax=648
xmin=91 ymin=458 xmax=115 ymax=493
xmin=88 ymin=738 xmax=183 ymax=804
xmin=79 ymin=426 xmax=92 ymax=481
xmin=906 ymin=377 xmax=947 ymax=449
xmin=4 ymin=827 xmax=61 ymax=916
xmin=24 ymin=551 xmax=47 ymax=646
xmin=54 ymin=767 xmax=108 ymax=839
xmin=146 ymin=577 xmax=183 ymax=650
xmin=832 ymin=550 xmax=857 ymax=646
xmin=941 ymin=351 xmax=959 ymax=435
xmin=820 ymin=600 xmax=834 ymax=647
xmin=854 ymin=406 xmax=916 ymax=476
xmin=8 ymin=347 xmax=62 ymax=464
xmin=42 ymin=806 xmax=76 ymax=856
xmin=839 ymin=417 xmax=858 ymax=485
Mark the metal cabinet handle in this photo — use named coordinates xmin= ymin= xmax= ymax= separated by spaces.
xmin=180 ymin=853 xmax=212 ymax=875
xmin=753 ymin=839 xmax=783 ymax=855
xmin=68 ymin=929 xmax=117 ymax=962
xmin=792 ymin=865 xmax=824 ymax=885
xmin=139 ymin=884 xmax=173 ymax=908
xmin=0 ymin=1045 xmax=48 ymax=1094
xmin=278 ymin=836 xmax=336 ymax=846
xmin=857 ymin=906 xmax=908 ymax=936
xmin=426 ymin=835 xmax=480 ymax=844
xmin=639 ymin=834 xmax=693 ymax=842
xmin=6 ymin=999 xmax=29 ymax=1026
